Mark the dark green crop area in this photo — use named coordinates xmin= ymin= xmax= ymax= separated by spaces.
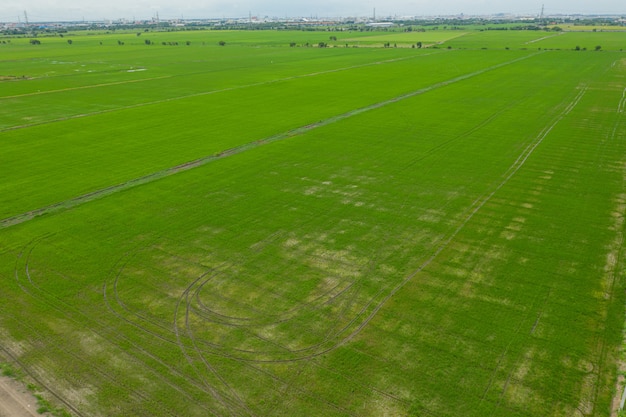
xmin=1 ymin=29 xmax=625 ymax=416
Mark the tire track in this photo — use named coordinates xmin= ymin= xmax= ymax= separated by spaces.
xmin=14 ymin=239 xmax=224 ymax=416
xmin=11 ymin=242 xmax=158 ymax=416
xmin=5 ymin=50 xmax=553 ymax=415
xmin=181 ymin=288 xmax=256 ymax=416
xmin=164 ymin=226 xmax=396 ymax=411
xmin=593 ymin=89 xmax=626 ymax=417
xmin=0 ymin=344 xmax=87 ymax=417
xmin=102 ymin=249 xmax=251 ymax=415
xmin=0 ymin=51 xmax=542 ymax=231
xmin=334 ymin=84 xmax=588 ymax=348
xmin=121 ymin=69 xmax=563 ymax=364
xmin=173 ymin=269 xmax=251 ymax=417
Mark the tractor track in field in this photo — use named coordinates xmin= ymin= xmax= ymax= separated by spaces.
xmin=396 ymin=95 xmax=523 ymax=175
xmin=173 ymin=269 xmax=255 ymax=417
xmin=600 ymin=86 xmax=626 ymax=417
xmin=105 ymin=209 xmax=398 ymax=411
xmin=332 ymin=83 xmax=588 ymax=349
xmin=104 ymin=246 xmax=329 ymax=414
xmin=4 ymin=51 xmax=550 ymax=415
xmin=0 ymin=344 xmax=88 ymax=417
xmin=13 ymin=239 xmax=228 ymax=417
xmin=19 ymin=259 xmax=205 ymax=417
xmin=106 ymin=251 xmax=353 ymax=414
xmin=177 ymin=242 xmax=388 ymax=360
xmin=178 ymin=288 xmax=352 ymax=416
xmin=102 ymin=251 xmax=243 ymax=415
xmin=0 ymin=51 xmax=542 ymax=231
xmin=524 ymin=32 xmax=565 ymax=44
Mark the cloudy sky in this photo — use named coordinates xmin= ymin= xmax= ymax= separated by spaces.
xmin=2 ymin=0 xmax=624 ymax=22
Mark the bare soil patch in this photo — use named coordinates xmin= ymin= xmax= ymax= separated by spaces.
xmin=0 ymin=75 xmax=29 ymax=81
xmin=0 ymin=376 xmax=44 ymax=417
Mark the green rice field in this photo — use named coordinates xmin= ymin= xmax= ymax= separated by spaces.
xmin=1 ymin=28 xmax=626 ymax=416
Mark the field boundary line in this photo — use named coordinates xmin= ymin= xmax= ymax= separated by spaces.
xmin=618 ymin=88 xmax=626 ymax=113
xmin=0 ymin=75 xmax=174 ymax=100
xmin=0 ymin=51 xmax=542 ymax=230
xmin=525 ymin=32 xmax=565 ymax=44
xmin=0 ymin=51 xmax=445 ymax=133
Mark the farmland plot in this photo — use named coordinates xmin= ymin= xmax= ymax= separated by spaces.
xmin=0 ymin=30 xmax=625 ymax=416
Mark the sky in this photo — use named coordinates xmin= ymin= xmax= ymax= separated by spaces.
xmin=2 ymin=0 xmax=624 ymax=22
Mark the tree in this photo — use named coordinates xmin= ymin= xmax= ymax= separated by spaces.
xmin=29 ymin=39 xmax=41 ymax=45
xmin=595 ymin=45 xmax=602 ymax=51
xmin=144 ymin=39 xmax=151 ymax=45
xmin=416 ymin=41 xmax=422 ymax=48
xmin=218 ymin=41 xmax=226 ymax=46
xmin=67 ymin=39 xmax=73 ymax=45
xmin=289 ymin=42 xmax=296 ymax=47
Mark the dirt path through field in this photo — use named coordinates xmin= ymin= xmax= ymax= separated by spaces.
xmin=0 ymin=376 xmax=43 ymax=417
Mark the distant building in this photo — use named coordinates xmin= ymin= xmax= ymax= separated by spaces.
xmin=366 ymin=22 xmax=395 ymax=28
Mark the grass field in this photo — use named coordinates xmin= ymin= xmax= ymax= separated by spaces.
xmin=1 ymin=28 xmax=626 ymax=416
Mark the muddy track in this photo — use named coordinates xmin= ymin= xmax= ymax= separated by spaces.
xmin=0 ymin=51 xmax=542 ymax=231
